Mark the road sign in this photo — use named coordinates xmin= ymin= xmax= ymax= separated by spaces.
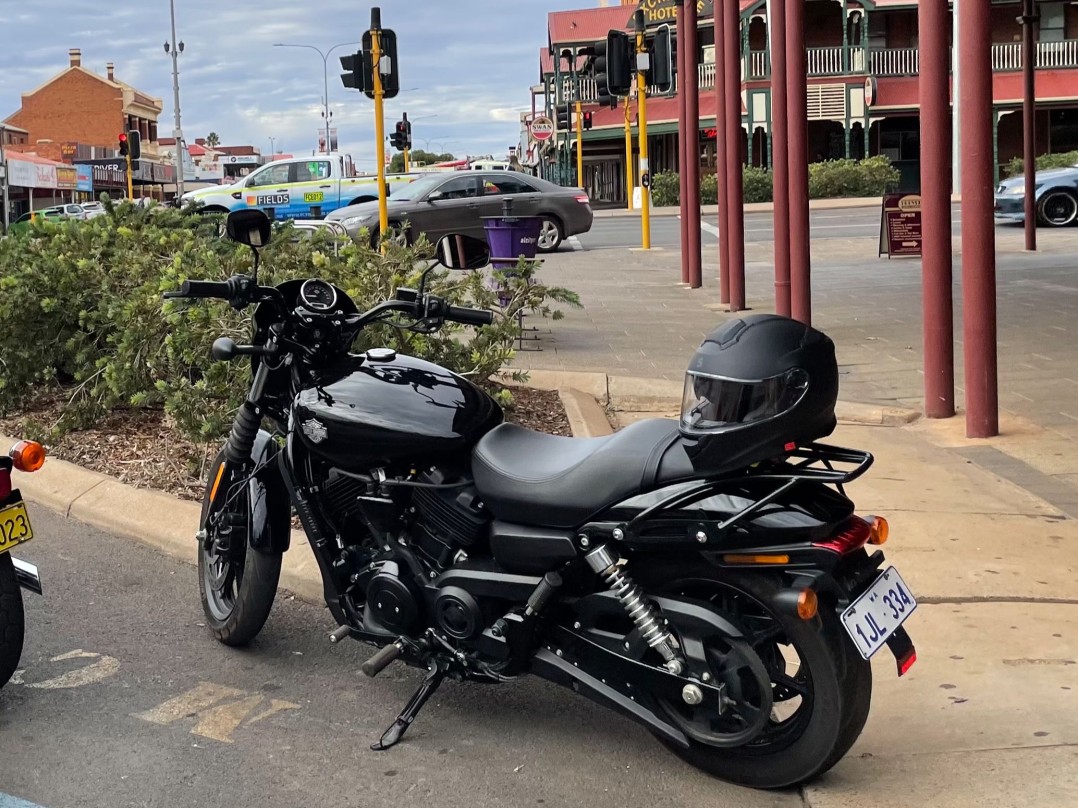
xmin=879 ymin=193 xmax=923 ymax=258
xmin=530 ymin=116 xmax=554 ymax=142
xmin=865 ymin=76 xmax=877 ymax=107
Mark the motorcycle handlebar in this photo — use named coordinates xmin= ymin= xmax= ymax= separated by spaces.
xmin=446 ymin=305 xmax=494 ymax=327
xmin=177 ymin=279 xmax=233 ymax=299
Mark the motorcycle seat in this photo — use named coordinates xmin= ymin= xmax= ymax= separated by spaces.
xmin=471 ymin=418 xmax=693 ymax=529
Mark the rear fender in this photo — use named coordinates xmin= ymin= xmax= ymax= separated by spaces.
xmin=202 ymin=429 xmax=291 ymax=555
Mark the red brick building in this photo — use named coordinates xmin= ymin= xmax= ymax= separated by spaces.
xmin=536 ymin=1 xmax=1078 ymax=203
xmin=3 ymin=48 xmax=163 ymax=159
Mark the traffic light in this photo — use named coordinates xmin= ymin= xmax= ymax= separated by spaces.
xmin=582 ymin=111 xmax=593 ymax=131
xmin=592 ymin=30 xmax=633 ymax=109
xmin=647 ymin=24 xmax=674 ymax=94
xmin=556 ymin=105 xmax=573 ymax=134
xmin=389 ymin=120 xmax=409 ymax=151
xmin=127 ymin=129 xmax=141 ymax=161
xmin=339 ymin=50 xmax=370 ymax=92
xmin=118 ymin=133 xmax=128 ymax=157
xmin=401 ymin=113 xmax=412 ymax=149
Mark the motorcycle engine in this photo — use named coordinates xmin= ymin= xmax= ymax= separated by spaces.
xmin=409 ymin=469 xmax=489 ymax=571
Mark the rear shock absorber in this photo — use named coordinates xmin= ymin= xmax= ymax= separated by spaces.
xmin=585 ymin=545 xmax=683 ymax=675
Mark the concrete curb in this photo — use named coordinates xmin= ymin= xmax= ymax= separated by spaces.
xmin=593 ymin=196 xmax=885 ymax=219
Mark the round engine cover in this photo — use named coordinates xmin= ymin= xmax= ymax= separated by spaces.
xmin=368 ymin=571 xmax=420 ymax=635
xmin=434 ymin=586 xmax=483 ymax=641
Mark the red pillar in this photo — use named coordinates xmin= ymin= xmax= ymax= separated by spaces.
xmin=770 ymin=0 xmax=791 ymax=317
xmin=960 ymin=0 xmax=999 ymax=438
xmin=724 ymin=0 xmax=746 ymax=310
xmin=677 ymin=6 xmax=690 ymax=284
xmin=919 ymin=0 xmax=955 ymax=419
xmin=786 ymin=0 xmax=811 ymax=325
xmin=1021 ymin=0 xmax=1037 ymax=251
xmin=684 ymin=0 xmax=702 ymax=288
xmin=714 ymin=2 xmax=730 ymax=304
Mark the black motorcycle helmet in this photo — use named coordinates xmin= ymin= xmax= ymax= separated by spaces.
xmin=679 ymin=314 xmax=838 ymax=473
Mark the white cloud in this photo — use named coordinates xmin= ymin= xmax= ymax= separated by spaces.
xmin=0 ymin=0 xmax=590 ymax=161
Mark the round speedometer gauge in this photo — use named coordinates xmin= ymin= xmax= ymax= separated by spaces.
xmin=299 ymin=279 xmax=338 ymax=312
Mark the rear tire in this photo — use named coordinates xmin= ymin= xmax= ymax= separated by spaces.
xmin=0 ymin=554 xmax=26 ymax=689
xmin=637 ymin=564 xmax=856 ymax=789
xmin=536 ymin=216 xmax=563 ymax=253
xmin=197 ymin=467 xmax=281 ymax=647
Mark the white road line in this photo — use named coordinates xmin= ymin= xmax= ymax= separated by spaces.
xmin=567 ymin=236 xmax=584 ymax=251
xmin=700 ymin=220 xmax=722 ymax=239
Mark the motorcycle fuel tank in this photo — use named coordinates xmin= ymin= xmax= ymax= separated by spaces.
xmin=291 ymin=352 xmax=503 ymax=468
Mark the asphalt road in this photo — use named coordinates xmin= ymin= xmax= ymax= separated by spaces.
xmin=1 ymin=507 xmax=799 ymax=808
xmin=573 ymin=204 xmax=977 ymax=251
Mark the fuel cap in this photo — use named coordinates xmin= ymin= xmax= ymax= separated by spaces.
xmin=365 ymin=347 xmax=397 ymax=362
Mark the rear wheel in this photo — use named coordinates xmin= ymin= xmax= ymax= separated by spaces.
xmin=637 ymin=564 xmax=857 ymax=789
xmin=197 ymin=465 xmax=281 ymax=647
xmin=0 ymin=554 xmax=26 ymax=689
xmin=536 ymin=216 xmax=563 ymax=253
xmin=1038 ymin=190 xmax=1078 ymax=227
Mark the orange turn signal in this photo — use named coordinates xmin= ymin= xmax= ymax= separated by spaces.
xmin=722 ymin=553 xmax=791 ymax=565
xmin=10 ymin=440 xmax=46 ymax=472
xmin=796 ymin=588 xmax=819 ymax=620
xmin=868 ymin=516 xmax=889 ymax=545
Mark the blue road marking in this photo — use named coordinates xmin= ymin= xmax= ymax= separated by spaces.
xmin=0 ymin=794 xmax=49 ymax=808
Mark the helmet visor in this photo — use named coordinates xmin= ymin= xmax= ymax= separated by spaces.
xmin=680 ymin=369 xmax=809 ymax=432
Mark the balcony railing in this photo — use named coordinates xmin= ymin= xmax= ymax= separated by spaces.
xmin=806 ymin=47 xmax=846 ymax=76
xmin=748 ymin=50 xmax=768 ymax=80
xmin=871 ymin=47 xmax=920 ymax=76
xmin=991 ymin=39 xmax=1078 ymax=70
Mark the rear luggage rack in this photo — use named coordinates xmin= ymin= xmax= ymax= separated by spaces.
xmin=620 ymin=442 xmax=873 ymax=542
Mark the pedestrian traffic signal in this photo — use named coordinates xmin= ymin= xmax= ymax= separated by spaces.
xmin=118 ymin=133 xmax=128 ymax=157
xmin=582 ymin=111 xmax=593 ymax=131
xmin=592 ymin=30 xmax=633 ymax=109
xmin=647 ymin=24 xmax=674 ymax=94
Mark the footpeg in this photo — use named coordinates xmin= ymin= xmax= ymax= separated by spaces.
xmin=371 ymin=659 xmax=448 ymax=751
xmin=329 ymin=625 xmax=351 ymax=644
xmin=361 ymin=641 xmax=403 ymax=678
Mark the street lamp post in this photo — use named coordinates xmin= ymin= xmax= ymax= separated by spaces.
xmin=163 ymin=0 xmax=186 ymax=198
xmin=268 ymin=136 xmax=276 ymax=158
xmin=274 ymin=42 xmax=360 ymax=154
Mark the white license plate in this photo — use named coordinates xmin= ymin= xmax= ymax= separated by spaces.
xmin=840 ymin=566 xmax=917 ymax=660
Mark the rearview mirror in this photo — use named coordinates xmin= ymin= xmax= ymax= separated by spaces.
xmin=225 ymin=209 xmax=272 ymax=248
xmin=435 ymin=234 xmax=490 ymax=270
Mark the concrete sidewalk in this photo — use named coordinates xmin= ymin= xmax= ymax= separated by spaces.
xmin=593 ymin=195 xmax=885 ymax=219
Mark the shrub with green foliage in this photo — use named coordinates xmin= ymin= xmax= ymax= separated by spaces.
xmin=649 ymin=155 xmax=898 ymax=207
xmin=1002 ymin=149 xmax=1078 ymax=178
xmin=0 ymin=199 xmax=579 ymax=441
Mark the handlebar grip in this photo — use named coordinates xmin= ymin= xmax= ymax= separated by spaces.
xmin=447 ymin=305 xmax=494 ymax=327
xmin=180 ymin=280 xmax=232 ymax=299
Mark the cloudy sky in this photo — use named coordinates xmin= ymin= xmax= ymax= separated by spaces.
xmin=0 ymin=0 xmax=601 ymax=170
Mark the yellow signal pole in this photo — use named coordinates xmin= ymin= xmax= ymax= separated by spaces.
xmin=371 ymin=25 xmax=389 ymax=251
xmin=403 ymin=148 xmax=410 ymax=173
xmin=574 ymin=99 xmax=583 ymax=188
xmin=635 ymin=25 xmax=651 ymax=249
xmin=125 ymin=152 xmax=134 ymax=200
xmin=624 ymin=96 xmax=633 ymax=210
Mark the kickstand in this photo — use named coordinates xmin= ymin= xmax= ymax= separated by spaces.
xmin=370 ymin=659 xmax=448 ymax=751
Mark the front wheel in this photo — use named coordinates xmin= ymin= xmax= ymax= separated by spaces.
xmin=197 ymin=465 xmax=281 ymax=646
xmin=638 ymin=564 xmax=858 ymax=789
xmin=0 ymin=554 xmax=26 ymax=689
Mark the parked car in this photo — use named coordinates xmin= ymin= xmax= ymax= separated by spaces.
xmin=325 ymin=171 xmax=593 ymax=252
xmin=995 ymin=165 xmax=1078 ymax=227
xmin=8 ymin=207 xmax=68 ymax=234
xmin=80 ymin=202 xmax=107 ymax=219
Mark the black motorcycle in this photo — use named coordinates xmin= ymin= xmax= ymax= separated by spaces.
xmin=1 ymin=439 xmax=47 ymax=690
xmin=166 ymin=209 xmax=917 ymax=789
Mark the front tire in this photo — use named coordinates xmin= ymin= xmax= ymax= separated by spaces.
xmin=1038 ymin=190 xmax=1078 ymax=227
xmin=197 ymin=466 xmax=281 ymax=647
xmin=0 ymin=554 xmax=26 ymax=689
xmin=639 ymin=564 xmax=856 ymax=789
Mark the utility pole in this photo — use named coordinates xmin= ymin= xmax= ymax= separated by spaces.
xmin=370 ymin=9 xmax=389 ymax=248
xmin=634 ymin=10 xmax=651 ymax=250
xmin=0 ymin=123 xmax=9 ymax=235
xmin=165 ymin=0 xmax=186 ymax=198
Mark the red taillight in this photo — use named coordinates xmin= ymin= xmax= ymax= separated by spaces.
xmin=0 ymin=469 xmax=11 ymax=501
xmin=898 ymin=649 xmax=917 ymax=676
xmin=813 ymin=516 xmax=872 ymax=555
xmin=575 ymin=194 xmax=590 ymax=204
